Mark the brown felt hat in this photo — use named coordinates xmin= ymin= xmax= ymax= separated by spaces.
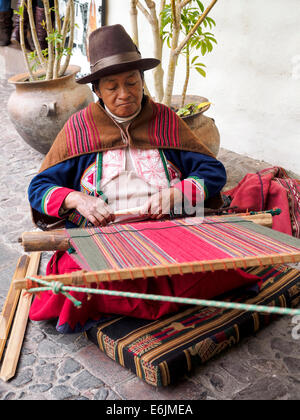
xmin=76 ymin=24 xmax=160 ymax=84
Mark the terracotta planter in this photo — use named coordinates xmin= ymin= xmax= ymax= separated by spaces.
xmin=172 ymin=95 xmax=220 ymax=157
xmin=7 ymin=65 xmax=94 ymax=154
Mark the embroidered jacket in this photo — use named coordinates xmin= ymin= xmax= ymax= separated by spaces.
xmin=29 ymin=148 xmax=226 ymax=228
xmin=28 ymin=97 xmax=226 ymax=228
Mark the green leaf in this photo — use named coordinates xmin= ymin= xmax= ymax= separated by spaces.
xmin=206 ymin=36 xmax=217 ymax=44
xmin=195 ymin=67 xmax=206 ymax=77
xmin=206 ymin=40 xmax=213 ymax=52
xmin=14 ymin=6 xmax=24 ymax=17
xmin=195 ymin=0 xmax=205 ymax=13
xmin=194 ymin=62 xmax=206 ymax=68
xmin=201 ymin=43 xmax=207 ymax=56
xmin=206 ymin=17 xmax=216 ymax=27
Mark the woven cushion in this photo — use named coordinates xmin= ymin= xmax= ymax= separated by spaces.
xmin=87 ymin=265 xmax=300 ymax=387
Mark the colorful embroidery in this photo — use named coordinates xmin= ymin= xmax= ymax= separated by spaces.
xmin=130 ymin=149 xmax=171 ymax=189
xmin=128 ymin=334 xmax=161 ymax=357
xmin=166 ymin=160 xmax=182 ymax=184
xmin=41 ymin=186 xmax=64 ymax=215
xmin=101 ymin=149 xmax=125 ymax=188
xmin=81 ymin=148 xmax=177 ymax=191
xmin=67 ymin=210 xmax=88 ymax=227
xmin=81 ymin=161 xmax=97 ymax=195
xmin=186 ymin=176 xmax=207 ymax=199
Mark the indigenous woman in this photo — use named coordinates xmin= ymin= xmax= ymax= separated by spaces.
xmin=28 ymin=25 xmax=259 ymax=333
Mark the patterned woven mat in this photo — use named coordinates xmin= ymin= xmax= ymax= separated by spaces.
xmin=87 ymin=265 xmax=300 ymax=387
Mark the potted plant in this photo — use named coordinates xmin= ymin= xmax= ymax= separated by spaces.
xmin=130 ymin=0 xmax=220 ymax=156
xmin=7 ymin=0 xmax=93 ymax=154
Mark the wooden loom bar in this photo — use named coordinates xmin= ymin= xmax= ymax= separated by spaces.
xmin=20 ymin=229 xmax=69 ymax=252
xmin=0 ymin=255 xmax=30 ymax=362
xmin=13 ymin=252 xmax=300 ymax=290
xmin=18 ymin=213 xmax=273 ymax=252
xmin=0 ymin=252 xmax=41 ymax=382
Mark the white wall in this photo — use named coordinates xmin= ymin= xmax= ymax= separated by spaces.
xmin=106 ymin=0 xmax=300 ymax=174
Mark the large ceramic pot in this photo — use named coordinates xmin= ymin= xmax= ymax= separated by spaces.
xmin=172 ymin=95 xmax=220 ymax=157
xmin=7 ymin=65 xmax=94 ymax=154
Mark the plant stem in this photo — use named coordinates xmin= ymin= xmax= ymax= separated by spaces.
xmin=170 ymin=0 xmax=177 ymax=26
xmin=164 ymin=0 xmax=218 ymax=106
xmin=136 ymin=0 xmax=164 ymax=101
xmin=181 ymin=43 xmax=190 ymax=107
xmin=43 ymin=0 xmax=54 ymax=80
xmin=20 ymin=1 xmax=36 ymax=80
xmin=145 ymin=0 xmax=164 ymax=102
xmin=52 ymin=0 xmax=62 ymax=78
xmin=159 ymin=0 xmax=166 ymax=16
xmin=176 ymin=0 xmax=218 ymax=55
xmin=27 ymin=0 xmax=46 ymax=71
xmin=163 ymin=0 xmax=181 ymax=106
xmin=54 ymin=0 xmax=71 ymax=79
xmin=180 ymin=0 xmax=192 ymax=8
xmin=130 ymin=0 xmax=139 ymax=46
xmin=54 ymin=0 xmax=61 ymax=32
xmin=59 ymin=0 xmax=74 ymax=77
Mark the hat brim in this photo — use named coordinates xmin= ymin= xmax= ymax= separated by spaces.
xmin=76 ymin=58 xmax=160 ymax=84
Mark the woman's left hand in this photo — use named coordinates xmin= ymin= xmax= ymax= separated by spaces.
xmin=141 ymin=187 xmax=183 ymax=220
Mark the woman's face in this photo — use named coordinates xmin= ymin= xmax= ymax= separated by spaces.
xmin=95 ymin=70 xmax=143 ymax=118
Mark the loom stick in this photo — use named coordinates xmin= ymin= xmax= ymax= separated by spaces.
xmin=0 ymin=255 xmax=30 ymax=362
xmin=0 ymin=252 xmax=41 ymax=382
xmin=14 ymin=252 xmax=300 ymax=290
xmin=18 ymin=213 xmax=273 ymax=252
xmin=114 ymin=206 xmax=143 ymax=216
xmin=20 ymin=229 xmax=68 ymax=252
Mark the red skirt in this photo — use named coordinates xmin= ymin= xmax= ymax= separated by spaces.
xmin=29 ymin=251 xmax=261 ymax=333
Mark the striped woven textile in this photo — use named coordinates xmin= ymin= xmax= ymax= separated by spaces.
xmin=259 ymin=167 xmax=300 ymax=238
xmin=66 ymin=216 xmax=300 ymax=274
xmin=65 ymin=105 xmax=102 ymax=156
xmin=87 ymin=265 xmax=300 ymax=387
xmin=148 ymin=102 xmax=180 ymax=148
xmin=64 ymin=101 xmax=181 ymax=156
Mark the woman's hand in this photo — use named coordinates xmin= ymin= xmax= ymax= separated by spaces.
xmin=141 ymin=187 xmax=183 ymax=220
xmin=62 ymin=191 xmax=115 ymax=227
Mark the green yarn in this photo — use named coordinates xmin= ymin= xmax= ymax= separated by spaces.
xmin=25 ymin=276 xmax=300 ymax=316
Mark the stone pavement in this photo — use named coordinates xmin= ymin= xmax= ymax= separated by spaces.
xmin=0 ymin=56 xmax=300 ymax=400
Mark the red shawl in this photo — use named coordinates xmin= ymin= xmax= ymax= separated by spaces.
xmin=39 ymin=96 xmax=218 ymax=172
xmin=224 ymin=167 xmax=300 ymax=237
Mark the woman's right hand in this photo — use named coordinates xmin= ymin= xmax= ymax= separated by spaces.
xmin=62 ymin=191 xmax=115 ymax=227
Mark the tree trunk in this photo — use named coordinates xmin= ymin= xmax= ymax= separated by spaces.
xmin=20 ymin=0 xmax=36 ymax=80
xmin=43 ymin=0 xmax=54 ymax=80
xmin=135 ymin=0 xmax=164 ymax=101
xmin=59 ymin=0 xmax=75 ymax=77
xmin=146 ymin=0 xmax=164 ymax=101
xmin=163 ymin=0 xmax=181 ymax=106
xmin=130 ymin=0 xmax=139 ymax=46
xmin=151 ymin=20 xmax=164 ymax=102
xmin=181 ymin=44 xmax=190 ymax=108
xmin=54 ymin=0 xmax=71 ymax=78
xmin=27 ymin=0 xmax=46 ymax=70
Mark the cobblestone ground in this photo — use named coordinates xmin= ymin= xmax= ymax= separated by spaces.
xmin=0 ymin=75 xmax=299 ymax=400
